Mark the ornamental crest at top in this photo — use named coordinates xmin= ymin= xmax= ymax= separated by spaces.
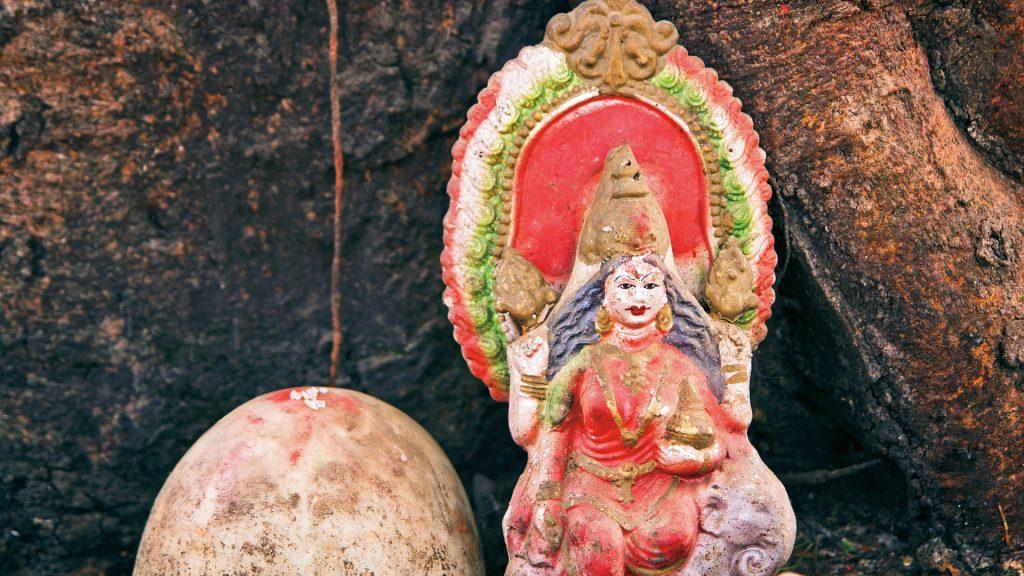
xmin=544 ymin=0 xmax=678 ymax=89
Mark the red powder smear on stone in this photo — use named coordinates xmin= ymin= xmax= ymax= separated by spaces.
xmin=211 ymin=443 xmax=249 ymax=498
xmin=287 ymin=416 xmax=315 ymax=467
xmin=266 ymin=388 xmax=299 ymax=403
xmin=224 ymin=442 xmax=247 ymax=463
xmin=453 ymin=510 xmax=472 ymax=537
xmin=333 ymin=394 xmax=362 ymax=415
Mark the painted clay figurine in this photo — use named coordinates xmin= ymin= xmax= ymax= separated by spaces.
xmin=443 ymin=2 xmax=794 ymax=574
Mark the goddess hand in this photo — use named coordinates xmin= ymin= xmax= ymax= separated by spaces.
xmin=511 ymin=329 xmax=549 ymax=379
xmin=656 ymin=439 xmax=722 ymax=477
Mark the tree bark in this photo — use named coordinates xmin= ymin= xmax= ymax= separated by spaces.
xmin=0 ymin=1 xmax=1021 ymax=575
xmin=655 ymin=0 xmax=1024 ymax=561
xmin=647 ymin=0 xmax=1024 ymax=565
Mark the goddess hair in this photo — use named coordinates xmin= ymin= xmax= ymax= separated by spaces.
xmin=546 ymin=254 xmax=726 ymax=402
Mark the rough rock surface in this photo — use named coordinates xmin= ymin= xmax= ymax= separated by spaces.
xmin=0 ymin=1 xmax=1021 ymax=575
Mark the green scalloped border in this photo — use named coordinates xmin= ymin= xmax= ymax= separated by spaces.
xmin=464 ymin=64 xmax=767 ymax=394
xmin=463 ymin=69 xmax=582 ymax=390
xmin=650 ymin=70 xmax=757 ymax=327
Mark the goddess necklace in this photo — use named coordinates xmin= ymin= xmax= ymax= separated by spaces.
xmin=593 ymin=343 xmax=666 ymax=448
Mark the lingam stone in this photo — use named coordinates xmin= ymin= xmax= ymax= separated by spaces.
xmin=134 ymin=387 xmax=484 ymax=576
xmin=442 ymin=1 xmax=795 ymax=574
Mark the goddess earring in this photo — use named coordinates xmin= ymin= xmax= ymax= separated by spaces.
xmin=656 ymin=304 xmax=673 ymax=333
xmin=595 ymin=306 xmax=613 ymax=335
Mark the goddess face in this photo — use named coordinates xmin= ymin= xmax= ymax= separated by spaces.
xmin=603 ymin=256 xmax=668 ymax=329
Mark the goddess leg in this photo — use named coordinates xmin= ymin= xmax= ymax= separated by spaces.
xmin=566 ymin=503 xmax=625 ymax=576
xmin=505 ymin=506 xmax=529 ymax=565
xmin=625 ymin=489 xmax=699 ymax=574
xmin=504 ymin=470 xmax=537 ymax=563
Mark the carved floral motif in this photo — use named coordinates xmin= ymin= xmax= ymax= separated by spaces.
xmin=705 ymin=236 xmax=760 ymax=322
xmin=495 ymin=247 xmax=559 ymax=332
xmin=545 ymin=0 xmax=679 ymax=88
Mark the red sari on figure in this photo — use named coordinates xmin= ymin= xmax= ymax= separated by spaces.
xmin=505 ymin=333 xmax=747 ymax=576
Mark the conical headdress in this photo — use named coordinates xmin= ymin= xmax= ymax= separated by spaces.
xmin=576 ymin=145 xmax=671 ymax=265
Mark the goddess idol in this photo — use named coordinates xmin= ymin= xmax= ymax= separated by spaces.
xmin=443 ymin=2 xmax=794 ymax=574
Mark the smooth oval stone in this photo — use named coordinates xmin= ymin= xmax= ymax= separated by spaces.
xmin=134 ymin=387 xmax=483 ymax=576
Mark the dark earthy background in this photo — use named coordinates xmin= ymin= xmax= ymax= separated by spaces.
xmin=1 ymin=1 xmax=1022 ymax=575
